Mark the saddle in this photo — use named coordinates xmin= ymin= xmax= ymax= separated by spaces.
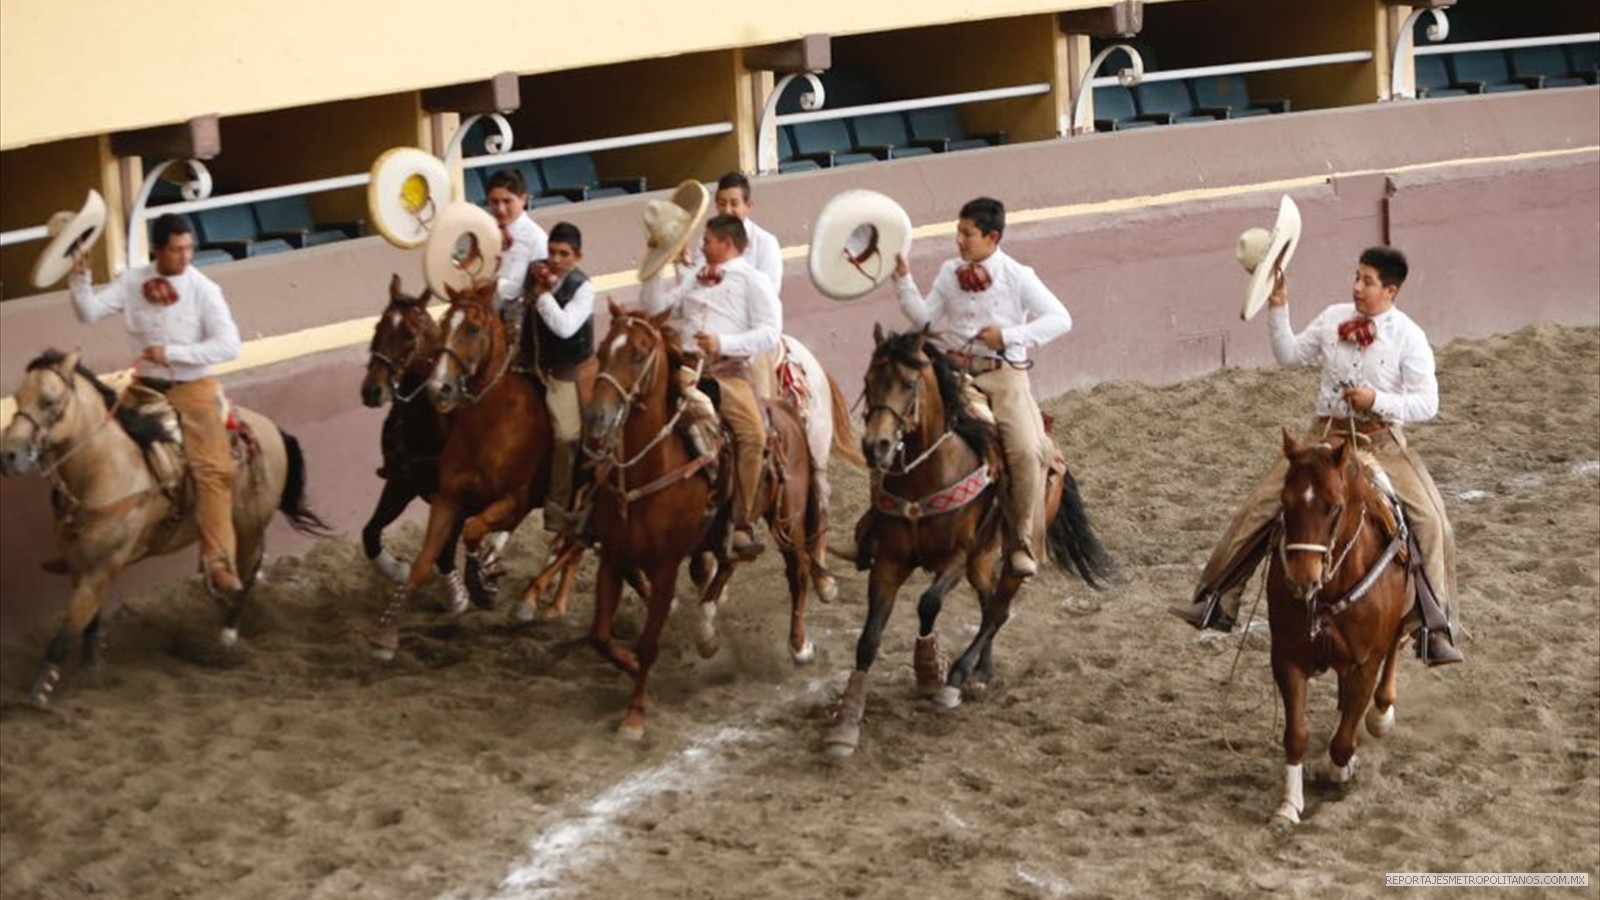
xmin=120 ymin=383 xmax=262 ymax=514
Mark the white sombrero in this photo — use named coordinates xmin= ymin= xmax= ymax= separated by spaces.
xmin=423 ymin=201 xmax=502 ymax=298
xmin=31 ymin=190 xmax=107 ymax=288
xmin=369 ymin=147 xmax=454 ymax=249
xmin=638 ymin=180 xmax=710 ymax=282
xmin=1237 ymin=194 xmax=1302 ymax=321
xmin=808 ymin=189 xmax=913 ymax=301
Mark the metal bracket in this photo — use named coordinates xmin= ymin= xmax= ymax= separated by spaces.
xmin=1389 ymin=6 xmax=1452 ymax=100
xmin=1067 ymin=43 xmax=1145 ymax=136
xmin=441 ymin=113 xmax=515 ymax=168
xmin=756 ymin=72 xmax=825 ymax=176
xmin=127 ymin=158 xmax=213 ymax=270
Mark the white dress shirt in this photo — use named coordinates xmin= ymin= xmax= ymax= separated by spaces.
xmin=688 ymin=218 xmax=784 ymax=295
xmin=496 ymin=213 xmax=550 ymax=306
xmin=639 ymin=256 xmax=781 ymax=359
xmin=1269 ymin=302 xmax=1438 ymax=424
xmin=69 ymin=265 xmax=242 ymax=382
xmin=533 ymin=271 xmax=596 ymax=339
xmin=895 ymin=248 xmax=1072 ymax=363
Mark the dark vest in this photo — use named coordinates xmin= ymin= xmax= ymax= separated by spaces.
xmin=521 ymin=268 xmax=594 ymax=375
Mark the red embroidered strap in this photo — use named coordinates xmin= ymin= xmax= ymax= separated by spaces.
xmin=696 ymin=264 xmax=724 ymax=287
xmin=1338 ymin=316 xmax=1376 ymax=349
xmin=873 ymin=464 xmax=992 ymax=519
xmin=955 ymin=263 xmax=992 ymax=293
xmin=142 ymin=277 xmax=178 ymax=306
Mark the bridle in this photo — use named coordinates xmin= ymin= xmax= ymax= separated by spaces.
xmin=864 ymin=353 xmax=953 ymax=476
xmin=587 ymin=316 xmax=673 ymax=463
xmin=1276 ymin=459 xmax=1402 ymax=637
xmin=434 ymin=304 xmax=513 ymax=407
xmin=10 ymin=366 xmax=110 ymax=477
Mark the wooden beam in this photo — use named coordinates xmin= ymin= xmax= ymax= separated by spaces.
xmin=1059 ymin=1 xmax=1143 ymax=38
xmin=421 ymin=72 xmax=521 ymax=115
xmin=109 ymin=115 xmax=221 ymax=160
xmin=744 ymin=34 xmax=831 ymax=73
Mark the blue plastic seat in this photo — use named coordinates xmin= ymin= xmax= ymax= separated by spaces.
xmin=847 ymin=113 xmax=936 ymax=159
xmin=788 ymin=119 xmax=877 ymax=168
xmin=1093 ymin=86 xmax=1164 ymax=131
xmin=1189 ymin=75 xmax=1290 ymax=117
xmin=1415 ymin=55 xmax=1474 ymax=98
xmin=538 ymin=153 xmax=645 ymax=202
xmin=775 ymin=127 xmax=822 ymax=174
xmin=191 ymin=204 xmax=294 ymax=260
xmin=1447 ymin=51 xmax=1534 ymax=93
xmin=1133 ymin=81 xmax=1222 ymax=124
xmin=1569 ymin=43 xmax=1599 ymax=81
xmin=253 ymin=196 xmax=356 ymax=248
xmin=1510 ymin=47 xmax=1588 ymax=88
xmin=904 ymin=106 xmax=1002 ymax=151
xmin=192 ymin=248 xmax=237 ymax=268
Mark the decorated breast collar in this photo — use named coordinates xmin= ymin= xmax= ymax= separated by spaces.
xmin=872 ymin=464 xmax=993 ymax=520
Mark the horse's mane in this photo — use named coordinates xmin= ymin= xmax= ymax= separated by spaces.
xmin=874 ymin=331 xmax=997 ymax=459
xmin=27 ymin=350 xmax=174 ymax=450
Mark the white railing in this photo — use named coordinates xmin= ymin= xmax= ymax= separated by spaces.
xmin=0 ymin=224 xmax=51 ymax=248
xmin=1413 ymin=32 xmax=1600 ymax=56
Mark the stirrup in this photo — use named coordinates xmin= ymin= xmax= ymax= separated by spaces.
xmin=1415 ymin=626 xmax=1464 ymax=667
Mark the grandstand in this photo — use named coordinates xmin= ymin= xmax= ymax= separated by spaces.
xmin=1 ymin=0 xmax=1596 ymax=635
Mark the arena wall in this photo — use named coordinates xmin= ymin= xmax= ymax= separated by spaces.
xmin=2 ymin=88 xmax=1596 ymax=641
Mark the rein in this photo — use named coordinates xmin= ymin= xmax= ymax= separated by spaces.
xmin=369 ymin=348 xmax=435 ymax=403
xmin=1277 ymin=472 xmax=1408 ymax=637
xmin=437 ymin=330 xmax=515 ymax=406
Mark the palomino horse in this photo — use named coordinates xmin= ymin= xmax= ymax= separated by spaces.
xmin=1268 ymin=429 xmax=1414 ymax=825
xmin=0 ymin=349 xmax=329 ymax=707
xmin=582 ymin=303 xmax=818 ymax=739
xmin=359 ymin=274 xmax=468 ymax=611
xmin=826 ymin=327 xmax=1113 ymax=758
xmin=365 ymin=280 xmax=581 ymax=659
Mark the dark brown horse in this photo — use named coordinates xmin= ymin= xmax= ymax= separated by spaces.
xmin=365 ymin=280 xmax=581 ymax=659
xmin=581 ymin=303 xmax=819 ymax=740
xmin=826 ymin=326 xmax=1112 ymax=758
xmin=358 ymin=275 xmax=468 ymax=611
xmin=1267 ymin=429 xmax=1413 ymax=825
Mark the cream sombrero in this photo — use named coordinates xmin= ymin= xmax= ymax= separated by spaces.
xmin=808 ymin=189 xmax=913 ymax=301
xmin=1237 ymin=194 xmax=1302 ymax=321
xmin=638 ymin=180 xmax=710 ymax=282
xmin=423 ymin=201 xmax=502 ymax=298
xmin=369 ymin=147 xmax=453 ymax=249
xmin=31 ymin=190 xmax=107 ymax=288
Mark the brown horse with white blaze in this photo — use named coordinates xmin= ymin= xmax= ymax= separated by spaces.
xmin=1267 ymin=428 xmax=1415 ymax=825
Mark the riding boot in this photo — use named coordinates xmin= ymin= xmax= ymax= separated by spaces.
xmin=544 ymin=439 xmax=577 ymax=532
xmin=1169 ymin=589 xmax=1238 ymax=633
xmin=1410 ymin=552 xmax=1463 ymax=666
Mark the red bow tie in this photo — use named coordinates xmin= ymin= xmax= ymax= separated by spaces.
xmin=696 ymin=265 xmax=723 ymax=287
xmin=1338 ymin=316 xmax=1376 ymax=349
xmin=956 ymin=263 xmax=992 ymax=293
xmin=142 ymin=277 xmax=178 ymax=306
xmin=501 ymin=228 xmax=513 ymax=253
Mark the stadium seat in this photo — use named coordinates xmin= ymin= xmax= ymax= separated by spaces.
xmin=904 ymin=106 xmax=1003 ymax=151
xmin=538 ymin=153 xmax=646 ymax=202
xmin=1447 ymin=51 xmax=1536 ymax=93
xmin=1134 ymin=81 xmax=1225 ymax=124
xmin=464 ymin=167 xmax=488 ymax=206
xmin=253 ymin=196 xmax=358 ymax=248
xmin=1569 ymin=43 xmax=1599 ymax=82
xmin=191 ymin=204 xmax=295 ymax=260
xmin=1510 ymin=46 xmax=1588 ymax=88
xmin=1189 ymin=75 xmax=1290 ymax=117
xmin=1415 ymin=55 xmax=1477 ymax=98
xmin=1092 ymin=86 xmax=1167 ymax=131
xmin=788 ymin=119 xmax=878 ymax=168
xmin=192 ymin=248 xmax=237 ymax=268
xmin=847 ymin=113 xmax=937 ymax=159
xmin=775 ymin=127 xmax=822 ymax=174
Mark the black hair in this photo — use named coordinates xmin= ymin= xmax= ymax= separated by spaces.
xmin=959 ymin=197 xmax=1005 ymax=239
xmin=548 ymin=221 xmax=582 ymax=252
xmin=1359 ymin=246 xmax=1409 ymax=288
xmin=150 ymin=214 xmax=194 ymax=252
xmin=486 ymin=168 xmax=528 ymax=196
xmin=705 ymin=214 xmax=748 ymax=252
xmin=715 ymin=171 xmax=752 ymax=202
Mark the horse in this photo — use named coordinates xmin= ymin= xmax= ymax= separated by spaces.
xmin=825 ymin=326 xmax=1113 ymax=759
xmin=582 ymin=302 xmax=819 ymax=740
xmin=0 ymin=349 xmax=330 ymax=708
xmin=1267 ymin=428 xmax=1414 ymax=825
xmin=358 ymin=274 xmax=469 ymax=612
xmin=365 ymin=280 xmax=582 ymax=660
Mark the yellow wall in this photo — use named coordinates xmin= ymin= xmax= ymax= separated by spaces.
xmin=0 ymin=137 xmax=116 ymax=298
xmin=0 ymin=0 xmax=1113 ymax=152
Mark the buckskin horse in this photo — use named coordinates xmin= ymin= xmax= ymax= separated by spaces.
xmin=581 ymin=303 xmax=819 ymax=740
xmin=0 ymin=349 xmax=330 ymax=707
xmin=1267 ymin=428 xmax=1416 ymax=825
xmin=359 ymin=274 xmax=469 ymax=611
xmin=826 ymin=326 xmax=1113 ymax=759
xmin=365 ymin=280 xmax=582 ymax=659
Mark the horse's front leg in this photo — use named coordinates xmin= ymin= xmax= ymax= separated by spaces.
xmin=1367 ymin=633 xmax=1403 ymax=739
xmin=617 ymin=559 xmax=681 ymax=741
xmin=693 ymin=547 xmax=737 ymax=660
xmin=825 ymin=552 xmax=913 ymax=759
xmin=780 ymin=528 xmax=814 ymax=665
xmin=1325 ymin=658 xmax=1384 ymax=784
xmin=809 ymin=465 xmax=838 ymax=603
xmin=514 ymin=535 xmax=585 ymax=622
xmin=363 ymin=479 xmax=420 ymax=582
xmin=461 ymin=495 xmax=527 ymax=610
xmin=29 ymin=569 xmax=115 ymax=708
xmin=1271 ymin=653 xmax=1311 ymax=825
xmin=913 ymin=558 xmax=965 ymax=703
xmin=369 ymin=498 xmax=460 ymax=660
xmin=945 ymin=547 xmax=1012 ymax=707
xmin=589 ymin=550 xmax=639 ymax=676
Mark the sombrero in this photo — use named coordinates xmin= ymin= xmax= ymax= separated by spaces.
xmin=30 ymin=190 xmax=107 ymax=288
xmin=638 ymin=180 xmax=710 ymax=281
xmin=808 ymin=189 xmax=913 ymax=301
xmin=369 ymin=147 xmax=453 ymax=249
xmin=1237 ymin=194 xmax=1302 ymax=321
xmin=423 ymin=201 xmax=502 ymax=298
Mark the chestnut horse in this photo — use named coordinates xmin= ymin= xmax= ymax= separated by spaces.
xmin=358 ymin=275 xmax=468 ymax=611
xmin=1268 ymin=429 xmax=1414 ymax=825
xmin=365 ymin=280 xmax=581 ymax=659
xmin=581 ymin=303 xmax=818 ymax=740
xmin=826 ymin=327 xmax=1112 ymax=758
xmin=1 ymin=349 xmax=329 ymax=707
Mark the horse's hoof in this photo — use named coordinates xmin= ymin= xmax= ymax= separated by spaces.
xmin=695 ymin=634 xmax=722 ymax=661
xmin=824 ymin=723 xmax=860 ymax=760
xmin=932 ymin=686 xmax=963 ymax=710
xmin=824 ymin=741 xmax=857 ymax=760
xmin=1318 ymin=755 xmax=1359 ymax=784
xmin=220 ymin=627 xmax=239 ymax=648
xmin=373 ymin=550 xmax=409 ymax=584
xmin=617 ymin=723 xmax=645 ymax=743
xmin=538 ymin=603 xmax=566 ymax=622
xmin=512 ymin=603 xmax=536 ymax=623
xmin=1271 ymin=803 xmax=1301 ymax=827
xmin=1366 ymin=704 xmax=1396 ymax=739
xmin=445 ymin=571 xmax=471 ymax=614
xmin=816 ymin=576 xmax=839 ymax=604
xmin=791 ymin=641 xmax=816 ymax=666
xmin=367 ymin=627 xmax=399 ymax=661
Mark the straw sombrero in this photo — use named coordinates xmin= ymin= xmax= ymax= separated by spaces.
xmin=31 ymin=190 xmax=107 ymax=288
xmin=369 ymin=147 xmax=453 ymax=249
xmin=423 ymin=201 xmax=502 ymax=298
xmin=638 ymin=180 xmax=710 ymax=281
xmin=808 ymin=189 xmax=913 ymax=301
xmin=1237 ymin=194 xmax=1302 ymax=321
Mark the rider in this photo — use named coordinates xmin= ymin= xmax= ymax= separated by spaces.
xmin=710 ymin=172 xmax=783 ymax=292
xmin=68 ymin=212 xmax=245 ymax=593
xmin=1170 ymin=246 xmax=1464 ymax=666
xmin=520 ymin=221 xmax=595 ymax=532
xmin=485 ymin=168 xmax=550 ymax=332
xmin=641 ymin=213 xmax=781 ymax=561
xmin=891 ymin=197 xmax=1072 ymax=578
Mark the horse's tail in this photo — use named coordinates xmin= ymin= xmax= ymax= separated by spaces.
xmin=1046 ymin=463 xmax=1114 ymax=590
xmin=826 ymin=371 xmax=866 ymax=469
xmin=277 ymin=429 xmax=335 ymax=536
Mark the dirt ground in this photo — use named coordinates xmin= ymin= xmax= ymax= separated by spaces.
xmin=2 ymin=324 xmax=1596 ymax=900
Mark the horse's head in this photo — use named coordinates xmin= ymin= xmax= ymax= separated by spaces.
xmin=862 ymin=324 xmax=938 ymax=471
xmin=363 ymin=274 xmax=439 ymax=407
xmin=429 ymin=280 xmax=502 ymax=413
xmin=586 ymin=299 xmax=672 ymax=446
xmin=2 ymin=350 xmax=86 ymax=477
xmin=1278 ymin=427 xmax=1362 ymax=600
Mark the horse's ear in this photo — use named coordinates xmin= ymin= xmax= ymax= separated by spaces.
xmin=388 ymin=273 xmax=403 ymax=299
xmin=474 ymin=279 xmax=497 ymax=305
xmin=608 ymin=297 xmax=625 ymax=319
xmin=1281 ymin=425 xmax=1300 ymax=458
xmin=873 ymin=322 xmax=886 ymax=346
xmin=62 ymin=349 xmax=82 ymax=375
xmin=1333 ymin=437 xmax=1355 ymax=470
xmin=416 ymin=287 xmax=434 ymax=306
